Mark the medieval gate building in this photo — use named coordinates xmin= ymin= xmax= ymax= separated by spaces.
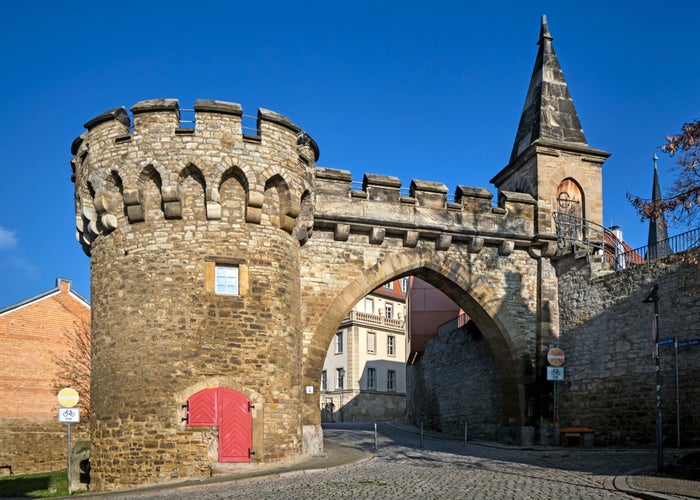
xmin=73 ymin=18 xmax=612 ymax=490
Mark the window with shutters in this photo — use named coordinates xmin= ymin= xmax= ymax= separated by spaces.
xmin=367 ymin=332 xmax=376 ymax=353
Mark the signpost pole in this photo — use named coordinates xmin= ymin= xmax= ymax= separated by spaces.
xmin=674 ymin=339 xmax=680 ymax=448
xmin=547 ymin=347 xmax=565 ymax=447
xmin=644 ymin=285 xmax=663 ymax=473
xmin=67 ymin=422 xmax=72 ymax=496
xmin=57 ymin=388 xmax=80 ymax=495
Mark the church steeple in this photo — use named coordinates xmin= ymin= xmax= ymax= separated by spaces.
xmin=647 ymin=155 xmax=671 ymax=259
xmin=491 ymin=16 xmax=610 ymax=231
xmin=509 ymin=15 xmax=588 ymax=162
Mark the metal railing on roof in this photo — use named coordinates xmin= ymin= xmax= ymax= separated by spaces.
xmin=177 ymin=110 xmax=259 ymax=135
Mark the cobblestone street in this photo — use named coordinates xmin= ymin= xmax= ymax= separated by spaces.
xmin=93 ymin=422 xmax=673 ymax=499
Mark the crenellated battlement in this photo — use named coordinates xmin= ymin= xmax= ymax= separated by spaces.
xmin=313 ymin=167 xmax=556 ymax=257
xmin=72 ymin=99 xmax=319 ymax=254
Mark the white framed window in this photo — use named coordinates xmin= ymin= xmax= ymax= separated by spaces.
xmin=321 ymin=370 xmax=327 ymax=391
xmin=385 ymin=303 xmax=393 ymax=318
xmin=336 ymin=368 xmax=345 ymax=389
xmin=387 ymin=335 xmax=396 ymax=356
xmin=364 ymin=298 xmax=374 ymax=314
xmin=387 ymin=370 xmax=396 ymax=391
xmin=367 ymin=367 xmax=376 ymax=389
xmin=367 ymin=332 xmax=376 ymax=353
xmin=383 ymin=282 xmax=393 ymax=290
xmin=215 ymin=265 xmax=239 ymax=295
xmin=335 ymin=331 xmax=343 ymax=354
xmin=400 ymin=277 xmax=408 ymax=293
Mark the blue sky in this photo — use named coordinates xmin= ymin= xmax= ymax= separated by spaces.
xmin=1 ymin=1 xmax=698 ymax=307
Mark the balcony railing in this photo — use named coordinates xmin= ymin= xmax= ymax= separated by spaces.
xmin=342 ymin=310 xmax=405 ymax=330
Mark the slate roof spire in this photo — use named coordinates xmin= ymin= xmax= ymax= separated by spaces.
xmin=509 ymin=15 xmax=588 ymax=162
xmin=647 ymin=154 xmax=671 ymax=259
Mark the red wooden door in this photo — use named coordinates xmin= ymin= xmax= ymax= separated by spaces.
xmin=217 ymin=388 xmax=252 ymax=462
xmin=187 ymin=388 xmax=252 ymax=462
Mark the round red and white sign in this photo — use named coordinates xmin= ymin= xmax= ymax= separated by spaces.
xmin=547 ymin=347 xmax=565 ymax=367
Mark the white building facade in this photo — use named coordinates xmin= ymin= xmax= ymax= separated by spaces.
xmin=320 ymin=279 xmax=407 ymax=422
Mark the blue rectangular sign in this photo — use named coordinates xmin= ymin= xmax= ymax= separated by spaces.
xmin=658 ymin=337 xmax=675 ymax=347
xmin=678 ymin=338 xmax=700 ymax=349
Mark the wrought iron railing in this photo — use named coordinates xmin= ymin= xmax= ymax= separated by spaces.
xmin=553 ymin=212 xmax=700 ymax=270
xmin=618 ymin=226 xmax=700 ymax=266
xmin=552 ymin=212 xmax=624 ymax=267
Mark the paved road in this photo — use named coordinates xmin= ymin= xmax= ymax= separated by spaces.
xmin=96 ymin=422 xmax=668 ymax=499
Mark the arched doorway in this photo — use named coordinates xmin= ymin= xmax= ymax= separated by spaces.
xmin=556 ymin=178 xmax=584 ymax=240
xmin=186 ymin=387 xmax=253 ymax=462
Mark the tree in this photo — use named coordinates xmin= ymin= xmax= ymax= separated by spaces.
xmin=628 ymin=119 xmax=700 ymax=225
xmin=52 ymin=318 xmax=91 ymax=419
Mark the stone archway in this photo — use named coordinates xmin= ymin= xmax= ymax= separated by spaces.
xmin=300 ymin=247 xmax=537 ymax=449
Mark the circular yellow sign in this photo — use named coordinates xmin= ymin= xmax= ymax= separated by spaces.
xmin=57 ymin=388 xmax=79 ymax=408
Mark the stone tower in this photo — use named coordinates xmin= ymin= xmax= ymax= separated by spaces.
xmin=491 ymin=15 xmax=610 ymax=228
xmin=72 ymin=99 xmax=318 ymax=490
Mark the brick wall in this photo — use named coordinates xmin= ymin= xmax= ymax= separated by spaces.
xmin=0 ymin=279 xmax=90 ymax=473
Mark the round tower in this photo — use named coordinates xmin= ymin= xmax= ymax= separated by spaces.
xmin=72 ymin=99 xmax=318 ymax=491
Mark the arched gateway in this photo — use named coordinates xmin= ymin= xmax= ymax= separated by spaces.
xmin=72 ymin=17 xmax=609 ymax=491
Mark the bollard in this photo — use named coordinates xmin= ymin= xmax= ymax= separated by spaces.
xmin=374 ymin=422 xmax=378 ymax=450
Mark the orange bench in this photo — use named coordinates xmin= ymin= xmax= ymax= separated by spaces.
xmin=560 ymin=427 xmax=595 ymax=447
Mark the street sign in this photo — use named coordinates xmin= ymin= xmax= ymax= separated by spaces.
xmin=58 ymin=407 xmax=80 ymax=423
xmin=57 ymin=388 xmax=79 ymax=408
xmin=547 ymin=348 xmax=565 ymax=366
xmin=658 ymin=337 xmax=675 ymax=347
xmin=547 ymin=366 xmax=564 ymax=381
xmin=678 ymin=338 xmax=700 ymax=349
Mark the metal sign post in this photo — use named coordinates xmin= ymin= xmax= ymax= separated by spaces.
xmin=547 ymin=348 xmax=565 ymax=446
xmin=644 ymin=285 xmax=663 ymax=473
xmin=57 ymin=388 xmax=80 ymax=495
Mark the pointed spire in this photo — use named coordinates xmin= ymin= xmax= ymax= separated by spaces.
xmin=509 ymin=15 xmax=588 ymax=162
xmin=647 ymin=154 xmax=671 ymax=259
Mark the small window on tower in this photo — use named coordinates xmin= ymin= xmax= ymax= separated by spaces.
xmin=215 ymin=265 xmax=239 ymax=295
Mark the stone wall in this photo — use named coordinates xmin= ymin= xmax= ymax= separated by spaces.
xmin=326 ymin=391 xmax=406 ymax=422
xmin=0 ymin=418 xmax=88 ymax=474
xmin=557 ymin=248 xmax=700 ymax=446
xmin=406 ymin=321 xmax=502 ymax=440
